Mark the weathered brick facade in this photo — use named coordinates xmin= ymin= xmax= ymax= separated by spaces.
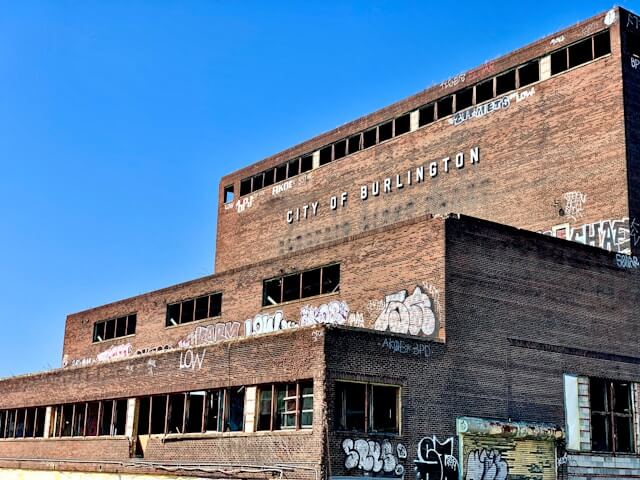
xmin=1 ymin=6 xmax=640 ymax=480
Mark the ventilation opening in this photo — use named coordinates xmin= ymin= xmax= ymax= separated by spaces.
xmin=455 ymin=88 xmax=473 ymax=110
xmin=475 ymin=79 xmax=494 ymax=103
xmin=319 ymin=146 xmax=332 ymax=166
xmin=287 ymin=158 xmax=300 ymax=178
xmin=348 ymin=134 xmax=362 ymax=154
xmin=275 ymin=164 xmax=287 ymax=183
xmin=419 ymin=104 xmax=435 ymax=126
xmin=518 ymin=60 xmax=539 ymax=87
xmin=569 ymin=38 xmax=594 ymax=68
xmin=334 ymin=140 xmax=347 ymax=160
xmin=595 ymin=30 xmax=611 ymax=58
xmin=551 ymin=49 xmax=568 ymax=75
xmin=363 ymin=128 xmax=377 ymax=148
xmin=437 ymin=96 xmax=453 ymax=118
xmin=496 ymin=70 xmax=516 ymax=95
xmin=394 ymin=114 xmax=410 ymax=136
xmin=300 ymin=154 xmax=313 ymax=173
xmin=239 ymin=178 xmax=252 ymax=196
xmin=263 ymin=169 xmax=275 ymax=187
xmin=223 ymin=185 xmax=234 ymax=204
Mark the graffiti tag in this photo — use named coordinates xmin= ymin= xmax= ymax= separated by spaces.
xmin=343 ymin=438 xmax=406 ymax=476
xmin=373 ymin=286 xmax=438 ymax=338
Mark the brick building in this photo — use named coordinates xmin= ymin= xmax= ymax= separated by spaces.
xmin=1 ymin=6 xmax=640 ymax=480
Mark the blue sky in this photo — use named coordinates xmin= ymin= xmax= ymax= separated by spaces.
xmin=0 ymin=0 xmax=629 ymax=378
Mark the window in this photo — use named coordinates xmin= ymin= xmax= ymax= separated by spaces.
xmin=275 ymin=164 xmax=288 ymax=183
xmin=496 ymin=70 xmax=516 ymax=95
xmin=363 ymin=128 xmax=377 ymax=149
xmin=93 ymin=314 xmax=137 ymax=343
xmin=455 ymin=87 xmax=473 ymax=110
xmin=166 ymin=292 xmax=222 ymax=327
xmin=256 ymin=380 xmax=313 ymax=431
xmin=590 ymin=378 xmax=635 ymax=453
xmin=319 ymin=146 xmax=332 ymax=166
xmin=378 ymin=121 xmax=393 ymax=142
xmin=348 ymin=134 xmax=362 ymax=154
xmin=50 ymin=399 xmax=127 ymax=438
xmin=300 ymin=154 xmax=313 ymax=173
xmin=475 ymin=79 xmax=494 ymax=104
xmin=262 ymin=264 xmax=340 ymax=306
xmin=551 ymin=48 xmax=568 ymax=75
xmin=569 ymin=38 xmax=593 ymax=69
xmin=518 ymin=61 xmax=539 ymax=87
xmin=594 ymin=30 xmax=611 ymax=58
xmin=263 ymin=169 xmax=275 ymax=187
xmin=334 ymin=140 xmax=347 ymax=160
xmin=223 ymin=185 xmax=234 ymax=204
xmin=418 ymin=104 xmax=435 ymax=127
xmin=288 ymin=158 xmax=300 ymax=178
xmin=394 ymin=113 xmax=411 ymax=136
xmin=437 ymin=96 xmax=453 ymax=118
xmin=336 ymin=381 xmax=400 ymax=434
xmin=239 ymin=178 xmax=252 ymax=196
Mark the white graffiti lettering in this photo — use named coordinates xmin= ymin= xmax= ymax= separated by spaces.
xmin=450 ymin=88 xmax=534 ymax=127
xmin=245 ymin=311 xmax=297 ymax=336
xmin=550 ymin=35 xmax=565 ymax=45
xmin=616 ymin=253 xmax=640 ymax=269
xmin=373 ymin=286 xmax=439 ymax=338
xmin=96 ymin=343 xmax=132 ymax=363
xmin=440 ymin=73 xmax=466 ymax=89
xmin=179 ymin=348 xmax=206 ymax=370
xmin=541 ymin=217 xmax=631 ymax=254
xmin=465 ymin=449 xmax=508 ymax=480
xmin=300 ymin=301 xmax=349 ymax=326
xmin=342 ymin=438 xmax=406 ymax=476
xmin=632 ymin=57 xmax=640 ymax=70
xmin=415 ymin=436 xmax=459 ymax=480
xmin=562 ymin=191 xmax=587 ymax=221
xmin=178 ymin=322 xmax=241 ymax=349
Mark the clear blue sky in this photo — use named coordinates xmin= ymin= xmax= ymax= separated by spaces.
xmin=0 ymin=0 xmax=629 ymax=378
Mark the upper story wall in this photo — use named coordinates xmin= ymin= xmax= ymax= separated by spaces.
xmin=215 ymin=8 xmax=629 ymax=273
xmin=62 ymin=215 xmax=445 ymax=368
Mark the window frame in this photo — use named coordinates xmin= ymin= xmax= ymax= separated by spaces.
xmin=255 ymin=380 xmax=314 ymax=432
xmin=165 ymin=292 xmax=223 ymax=328
xmin=92 ymin=313 xmax=137 ymax=343
xmin=262 ymin=263 xmax=340 ymax=307
xmin=590 ymin=378 xmax=635 ymax=454
xmin=335 ymin=380 xmax=401 ymax=435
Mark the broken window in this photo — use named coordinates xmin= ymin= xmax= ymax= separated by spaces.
xmin=496 ymin=70 xmax=516 ymax=95
xmin=418 ymin=104 xmax=435 ymax=127
xmin=239 ymin=178 xmax=252 ymax=197
xmin=257 ymin=386 xmax=273 ymax=431
xmin=455 ymin=87 xmax=473 ymax=110
xmin=185 ymin=391 xmax=206 ymax=433
xmin=166 ymin=293 xmax=222 ymax=327
xmin=262 ymin=264 xmax=340 ymax=306
xmin=205 ymin=390 xmax=224 ymax=432
xmin=334 ymin=140 xmax=347 ymax=160
xmin=263 ymin=169 xmax=275 ymax=187
xmin=115 ymin=316 xmax=127 ymax=338
xmin=86 ymin=402 xmax=99 ymax=436
xmin=590 ymin=378 xmax=635 ymax=453
xmin=256 ymin=381 xmax=313 ymax=431
xmin=378 ymin=121 xmax=393 ymax=142
xmin=34 ymin=407 xmax=45 ymax=438
xmin=137 ymin=397 xmax=150 ymax=435
xmin=288 ymin=158 xmax=300 ymax=178
xmin=363 ymin=128 xmax=377 ymax=149
xmin=275 ymin=164 xmax=288 ymax=183
xmin=518 ymin=60 xmax=539 ymax=87
xmin=475 ymin=79 xmax=494 ymax=103
xmin=263 ymin=278 xmax=282 ymax=306
xmin=223 ymin=185 xmax=234 ymax=204
xmin=93 ymin=314 xmax=137 ymax=343
xmin=6 ymin=410 xmax=16 ymax=438
xmin=282 ymin=273 xmax=301 ymax=303
xmin=551 ymin=48 xmax=568 ymax=75
xmin=436 ymin=96 xmax=453 ymax=118
xmin=594 ymin=30 xmax=611 ymax=58
xmin=93 ymin=322 xmax=105 ymax=342
xmin=0 ymin=411 xmax=5 ymax=438
xmin=226 ymin=387 xmax=245 ymax=432
xmin=319 ymin=146 xmax=332 ymax=166
xmin=100 ymin=401 xmax=114 ymax=436
xmin=167 ymin=394 xmax=185 ymax=434
xmin=61 ymin=404 xmax=73 ymax=437
xmin=300 ymin=154 xmax=313 ymax=173
xmin=252 ymin=173 xmax=264 ymax=192
xmin=150 ymin=396 xmax=167 ymax=434
xmin=105 ymin=319 xmax=116 ymax=340
xmin=302 ymin=268 xmax=321 ymax=298
xmin=24 ymin=408 xmax=34 ymax=438
xmin=348 ymin=134 xmax=362 ymax=154
xmin=569 ymin=38 xmax=594 ymax=68
xmin=72 ymin=403 xmax=86 ymax=436
xmin=321 ymin=263 xmax=340 ymax=294
xmin=15 ymin=409 xmax=24 ymax=438
xmin=336 ymin=381 xmax=400 ymax=434
xmin=394 ymin=114 xmax=411 ymax=136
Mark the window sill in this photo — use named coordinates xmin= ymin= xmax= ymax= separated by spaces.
xmin=156 ymin=428 xmax=314 ymax=441
xmin=261 ymin=291 xmax=340 ymax=311
xmin=165 ymin=315 xmax=223 ymax=330
xmin=335 ymin=430 xmax=400 ymax=437
xmin=92 ymin=333 xmax=135 ymax=345
xmin=0 ymin=436 xmax=128 ymax=442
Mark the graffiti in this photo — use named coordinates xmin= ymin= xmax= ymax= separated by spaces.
xmin=604 ymin=9 xmax=617 ymax=26
xmin=632 ymin=57 xmax=640 ymax=70
xmin=616 ymin=253 xmax=639 ymax=269
xmin=550 ymin=35 xmax=565 ymax=45
xmin=465 ymin=449 xmax=508 ymax=480
xmin=96 ymin=343 xmax=132 ymax=362
xmin=312 ymin=330 xmax=324 ymax=342
xmin=147 ymin=359 xmax=157 ymax=375
xmin=415 ymin=436 xmax=459 ymax=480
xmin=342 ymin=438 xmax=406 ymax=476
xmin=631 ymin=218 xmax=640 ymax=247
xmin=366 ymin=299 xmax=385 ymax=314
xmin=440 ymin=73 xmax=466 ymax=89
xmin=179 ymin=348 xmax=206 ymax=370
xmin=449 ymin=88 xmax=534 ymax=127
xmin=178 ymin=321 xmax=241 ymax=349
xmin=245 ymin=311 xmax=297 ymax=336
xmin=561 ymin=191 xmax=587 ymax=221
xmin=423 ymin=283 xmax=443 ymax=319
xmin=135 ymin=344 xmax=171 ymax=356
xmin=301 ymin=301 xmax=349 ymax=326
xmin=541 ymin=217 xmax=631 ymax=254
xmin=272 ymin=180 xmax=294 ymax=196
xmin=382 ymin=338 xmax=431 ymax=357
xmin=347 ymin=311 xmax=365 ymax=327
xmin=373 ymin=286 xmax=438 ymax=338
xmin=236 ymin=196 xmax=254 ymax=213
xmin=626 ymin=12 xmax=640 ymax=30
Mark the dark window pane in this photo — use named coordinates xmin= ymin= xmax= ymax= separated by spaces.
xmin=302 ymin=269 xmax=321 ymax=298
xmin=166 ymin=303 xmax=181 ymax=327
xmin=205 ymin=390 xmax=223 ymax=432
xmin=263 ymin=168 xmax=275 ymax=187
xmin=614 ymin=382 xmax=631 ymax=413
xmin=363 ymin=128 xmax=377 ymax=148
xmin=348 ymin=134 xmax=361 ymax=154
xmin=6 ymin=410 xmax=16 ymax=438
xmin=137 ymin=397 xmax=150 ymax=436
xmin=337 ymin=382 xmax=366 ymax=431
xmin=300 ymin=155 xmax=313 ymax=173
xmin=334 ymin=140 xmax=347 ymax=160
xmin=94 ymin=322 xmax=105 ymax=342
xmin=150 ymin=396 xmax=167 ymax=434
xmin=115 ymin=316 xmax=127 ymax=338
xmin=195 ymin=296 xmax=209 ymax=321
xmin=0 ymin=411 xmax=5 ymax=438
xmin=257 ymin=387 xmax=273 ymax=431
xmin=551 ymin=49 xmax=568 ymax=75
xmin=591 ymin=413 xmax=610 ymax=451
xmin=100 ymin=401 xmax=113 ymax=436
xmin=371 ymin=386 xmax=398 ymax=433
xmin=378 ymin=121 xmax=393 ymax=142
xmin=437 ymin=96 xmax=453 ymax=118
xmin=34 ymin=407 xmax=46 ymax=438
xmin=209 ymin=293 xmax=222 ymax=317
xmin=288 ymin=158 xmax=300 ymax=177
xmin=226 ymin=387 xmax=245 ymax=432
xmin=496 ymin=70 xmax=516 ymax=95
xmin=518 ymin=61 xmax=539 ymax=87
xmin=252 ymin=173 xmax=264 ymax=191
xmin=15 ymin=409 xmax=25 ymax=438
xmin=615 ymin=416 xmax=634 ymax=453
xmin=167 ymin=394 xmax=185 ymax=434
xmin=24 ymin=408 xmax=34 ymax=438
xmin=569 ymin=38 xmax=594 ymax=68
xmin=594 ymin=31 xmax=611 ymax=58
xmin=62 ymin=404 xmax=73 ymax=437
xmin=73 ymin=403 xmax=85 ymax=437
xmin=590 ymin=377 xmax=608 ymax=412
xmin=394 ymin=114 xmax=411 ymax=136
xmin=223 ymin=185 xmax=234 ymax=204
xmin=456 ymin=87 xmax=473 ymax=110
xmin=263 ymin=278 xmax=282 ymax=306
xmin=419 ymin=104 xmax=435 ymax=126
xmin=319 ymin=146 xmax=332 ymax=166
xmin=113 ymin=399 xmax=127 ymax=436
xmin=185 ymin=391 xmax=206 ymax=433
xmin=321 ymin=264 xmax=340 ymax=294
xmin=275 ymin=164 xmax=287 ymax=183
xmin=276 ymin=384 xmax=297 ymax=430
xmin=239 ymin=178 xmax=252 ymax=197
xmin=475 ymin=79 xmax=494 ymax=103
xmin=105 ymin=319 xmax=116 ymax=340
xmin=86 ymin=402 xmax=100 ymax=436
xmin=126 ymin=314 xmax=136 ymax=336
xmin=181 ymin=299 xmax=195 ymax=324
xmin=282 ymin=274 xmax=301 ymax=302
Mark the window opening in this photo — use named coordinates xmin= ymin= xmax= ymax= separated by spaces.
xmin=263 ymin=169 xmax=275 ymax=187
xmin=223 ymin=185 xmax=235 ymax=204
xmin=275 ymin=164 xmax=288 ymax=183
xmin=419 ymin=104 xmax=435 ymax=127
xmin=378 ymin=121 xmax=393 ymax=142
xmin=252 ymin=173 xmax=264 ymax=192
xmin=363 ymin=128 xmax=377 ymax=149
xmin=436 ymin=96 xmax=453 ymax=118
xmin=590 ymin=378 xmax=634 ymax=453
xmin=185 ymin=391 xmax=206 ymax=433
xmin=239 ymin=178 xmax=252 ymax=197
xmin=336 ymin=381 xmax=400 ymax=434
xmin=150 ymin=396 xmax=167 ymax=434
xmin=334 ymin=140 xmax=347 ymax=160
xmin=166 ymin=292 xmax=222 ymax=327
xmin=348 ymin=134 xmax=362 ymax=154
xmin=518 ymin=60 xmax=539 ymax=87
xmin=551 ymin=48 xmax=568 ymax=75
xmin=300 ymin=155 xmax=313 ymax=173
xmin=262 ymin=264 xmax=340 ymax=306
xmin=394 ymin=114 xmax=411 ymax=136
xmin=475 ymin=79 xmax=494 ymax=103
xmin=496 ymin=70 xmax=516 ymax=95
xmin=594 ymin=31 xmax=611 ymax=58
xmin=167 ymin=394 xmax=185 ymax=434
xmin=288 ymin=158 xmax=300 ymax=178
xmin=319 ymin=146 xmax=332 ymax=166
xmin=569 ymin=38 xmax=594 ymax=68
xmin=455 ymin=87 xmax=473 ymax=110
xmin=226 ymin=387 xmax=245 ymax=432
